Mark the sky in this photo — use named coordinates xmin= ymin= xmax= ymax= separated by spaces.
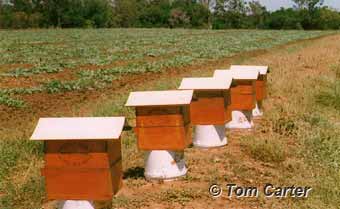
xmin=254 ymin=0 xmax=340 ymax=11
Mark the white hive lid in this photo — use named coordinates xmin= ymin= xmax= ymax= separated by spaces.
xmin=230 ymin=65 xmax=269 ymax=75
xmin=30 ymin=117 xmax=125 ymax=141
xmin=125 ymin=90 xmax=193 ymax=107
xmin=214 ymin=69 xmax=259 ymax=80
xmin=178 ymin=77 xmax=232 ymax=90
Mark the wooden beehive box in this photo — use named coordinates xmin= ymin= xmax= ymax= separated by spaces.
xmin=214 ymin=69 xmax=259 ymax=111
xmin=30 ymin=117 xmax=125 ymax=201
xmin=125 ymin=90 xmax=193 ymax=151
xmin=178 ymin=77 xmax=232 ymax=125
xmin=231 ymin=65 xmax=269 ymax=101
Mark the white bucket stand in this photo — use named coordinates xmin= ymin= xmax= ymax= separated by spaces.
xmin=226 ymin=110 xmax=254 ymax=129
xmin=252 ymin=101 xmax=263 ymax=117
xmin=59 ymin=200 xmax=95 ymax=209
xmin=144 ymin=150 xmax=187 ymax=181
xmin=193 ymin=125 xmax=227 ymax=148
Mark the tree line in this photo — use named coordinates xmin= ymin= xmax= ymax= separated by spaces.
xmin=0 ymin=0 xmax=339 ymax=30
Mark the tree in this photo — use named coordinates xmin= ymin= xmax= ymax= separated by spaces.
xmin=40 ymin=0 xmax=68 ymax=27
xmin=265 ymin=8 xmax=302 ymax=29
xmin=212 ymin=0 xmax=248 ymax=29
xmin=138 ymin=0 xmax=171 ymax=27
xmin=168 ymin=8 xmax=190 ymax=28
xmin=248 ymin=0 xmax=267 ymax=28
xmin=224 ymin=0 xmax=247 ymax=13
xmin=197 ymin=0 xmax=214 ymax=10
xmin=189 ymin=2 xmax=211 ymax=28
xmin=292 ymin=0 xmax=324 ymax=12
xmin=111 ymin=0 xmax=139 ymax=27
xmin=83 ymin=0 xmax=113 ymax=27
xmin=248 ymin=1 xmax=266 ymax=16
xmin=316 ymin=6 xmax=340 ymax=29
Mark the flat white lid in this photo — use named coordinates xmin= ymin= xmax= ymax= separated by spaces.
xmin=125 ymin=90 xmax=193 ymax=107
xmin=214 ymin=69 xmax=259 ymax=80
xmin=30 ymin=117 xmax=125 ymax=140
xmin=178 ymin=77 xmax=232 ymax=90
xmin=230 ymin=65 xmax=269 ymax=75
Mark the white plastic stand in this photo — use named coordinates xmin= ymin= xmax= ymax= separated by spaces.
xmin=252 ymin=101 xmax=263 ymax=117
xmin=225 ymin=110 xmax=254 ymax=129
xmin=193 ymin=125 xmax=227 ymax=148
xmin=59 ymin=200 xmax=95 ymax=209
xmin=144 ymin=150 xmax=187 ymax=181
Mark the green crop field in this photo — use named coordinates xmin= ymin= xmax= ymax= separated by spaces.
xmin=0 ymin=29 xmax=332 ymax=108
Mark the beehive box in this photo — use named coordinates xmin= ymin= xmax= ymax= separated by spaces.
xmin=178 ymin=77 xmax=232 ymax=125
xmin=230 ymin=65 xmax=269 ymax=101
xmin=30 ymin=117 xmax=125 ymax=201
xmin=126 ymin=90 xmax=193 ymax=151
xmin=214 ymin=69 xmax=259 ymax=111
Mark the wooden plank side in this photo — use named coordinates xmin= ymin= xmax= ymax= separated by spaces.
xmin=225 ymin=106 xmax=232 ymax=122
xmin=224 ymin=90 xmax=231 ymax=107
xmin=182 ymin=106 xmax=191 ymax=126
xmin=231 ymin=83 xmax=255 ymax=95
xmin=136 ymin=106 xmax=181 ymax=115
xmin=184 ymin=124 xmax=192 ymax=147
xmin=230 ymin=81 xmax=256 ymax=110
xmin=43 ymin=167 xmax=113 ymax=201
xmin=230 ymin=91 xmax=256 ymax=110
xmin=256 ymin=75 xmax=267 ymax=101
xmin=194 ymin=90 xmax=224 ymax=98
xmin=107 ymin=139 xmax=123 ymax=194
xmin=136 ymin=106 xmax=184 ymax=127
xmin=135 ymin=126 xmax=187 ymax=150
xmin=45 ymin=140 xmax=107 ymax=153
xmin=190 ymin=97 xmax=227 ymax=125
xmin=44 ymin=140 xmax=110 ymax=168
xmin=224 ymin=90 xmax=232 ymax=123
xmin=107 ymin=139 xmax=122 ymax=167
xmin=136 ymin=114 xmax=184 ymax=127
xmin=45 ymin=153 xmax=110 ymax=168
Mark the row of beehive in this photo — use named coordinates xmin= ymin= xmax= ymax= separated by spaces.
xmin=30 ymin=65 xmax=269 ymax=202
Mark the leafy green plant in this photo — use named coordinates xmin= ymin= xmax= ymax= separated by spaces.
xmin=0 ymin=93 xmax=25 ymax=108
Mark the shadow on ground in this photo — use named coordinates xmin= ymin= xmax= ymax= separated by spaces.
xmin=123 ymin=166 xmax=145 ymax=179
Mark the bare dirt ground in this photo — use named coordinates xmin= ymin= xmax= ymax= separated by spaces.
xmin=3 ymin=34 xmax=340 ymax=209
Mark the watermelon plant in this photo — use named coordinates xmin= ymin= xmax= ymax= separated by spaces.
xmin=0 ymin=29 xmax=333 ymax=108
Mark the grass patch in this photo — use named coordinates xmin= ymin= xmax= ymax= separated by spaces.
xmin=272 ymin=115 xmax=299 ymax=137
xmin=316 ymin=81 xmax=340 ymax=111
xmin=0 ymin=175 xmax=44 ymax=209
xmin=300 ymin=117 xmax=340 ymax=207
xmin=292 ymin=64 xmax=340 ymax=207
xmin=0 ymin=139 xmax=44 ymax=209
xmin=316 ymin=63 xmax=340 ymax=111
xmin=240 ymin=135 xmax=286 ymax=163
xmin=0 ymin=139 xmax=43 ymax=182
xmin=160 ymin=188 xmax=203 ymax=205
xmin=111 ymin=195 xmax=146 ymax=208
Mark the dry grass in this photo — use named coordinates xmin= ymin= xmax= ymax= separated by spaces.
xmin=240 ymin=135 xmax=286 ymax=163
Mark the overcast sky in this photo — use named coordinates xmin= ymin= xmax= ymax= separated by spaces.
xmin=254 ymin=0 xmax=340 ymax=11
